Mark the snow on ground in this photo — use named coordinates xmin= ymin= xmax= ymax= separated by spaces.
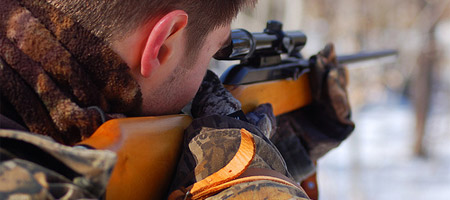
xmin=318 ymin=96 xmax=450 ymax=200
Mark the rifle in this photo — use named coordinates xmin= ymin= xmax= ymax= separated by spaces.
xmin=216 ymin=20 xmax=396 ymax=115
xmin=79 ymin=20 xmax=397 ymax=200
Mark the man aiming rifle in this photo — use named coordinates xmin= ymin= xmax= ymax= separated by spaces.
xmin=0 ymin=0 xmax=358 ymax=199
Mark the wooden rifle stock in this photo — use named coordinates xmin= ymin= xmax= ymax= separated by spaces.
xmin=79 ymin=115 xmax=192 ymax=200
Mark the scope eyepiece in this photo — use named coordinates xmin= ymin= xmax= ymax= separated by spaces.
xmin=213 ymin=29 xmax=255 ymax=60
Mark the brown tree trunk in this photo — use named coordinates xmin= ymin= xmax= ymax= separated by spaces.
xmin=413 ymin=16 xmax=438 ymax=156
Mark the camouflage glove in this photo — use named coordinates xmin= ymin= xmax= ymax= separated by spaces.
xmin=191 ymin=70 xmax=241 ymax=118
xmin=271 ymin=43 xmax=355 ymax=182
xmin=245 ymin=103 xmax=277 ymax=139
xmin=308 ymin=43 xmax=353 ymax=126
xmin=191 ymin=70 xmax=276 ymax=138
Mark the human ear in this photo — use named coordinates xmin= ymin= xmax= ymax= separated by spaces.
xmin=141 ymin=10 xmax=188 ymax=78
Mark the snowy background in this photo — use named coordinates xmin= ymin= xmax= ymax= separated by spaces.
xmin=318 ymin=94 xmax=450 ymax=199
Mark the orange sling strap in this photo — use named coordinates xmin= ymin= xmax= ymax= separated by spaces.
xmin=169 ymin=129 xmax=303 ymax=200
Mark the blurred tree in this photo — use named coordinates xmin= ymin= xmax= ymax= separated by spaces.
xmin=413 ymin=0 xmax=449 ymax=156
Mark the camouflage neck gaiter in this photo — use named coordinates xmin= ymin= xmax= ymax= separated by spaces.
xmin=0 ymin=0 xmax=142 ymax=145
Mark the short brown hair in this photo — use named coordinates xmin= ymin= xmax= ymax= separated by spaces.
xmin=49 ymin=0 xmax=256 ymax=51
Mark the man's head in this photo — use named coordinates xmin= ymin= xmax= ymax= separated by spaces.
xmin=49 ymin=0 xmax=256 ymax=116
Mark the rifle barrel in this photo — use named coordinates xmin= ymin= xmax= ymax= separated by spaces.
xmin=221 ymin=49 xmax=398 ymax=85
xmin=337 ymin=49 xmax=398 ymax=64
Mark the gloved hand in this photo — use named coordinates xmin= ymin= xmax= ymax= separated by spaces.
xmin=191 ymin=70 xmax=276 ymax=138
xmin=308 ymin=43 xmax=353 ymax=126
xmin=245 ymin=103 xmax=276 ymax=139
xmin=271 ymin=43 xmax=355 ymax=182
xmin=191 ymin=70 xmax=241 ymax=118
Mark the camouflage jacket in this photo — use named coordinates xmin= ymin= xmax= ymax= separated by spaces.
xmin=0 ymin=114 xmax=309 ymax=199
xmin=0 ymin=128 xmax=116 ymax=199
